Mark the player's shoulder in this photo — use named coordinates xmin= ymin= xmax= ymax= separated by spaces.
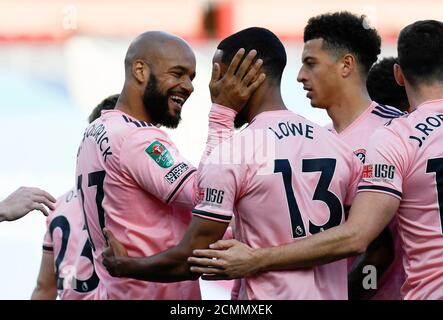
xmin=251 ymin=108 xmax=324 ymax=132
xmin=323 ymin=122 xmax=333 ymax=131
xmin=99 ymin=110 xmax=171 ymax=147
xmin=370 ymin=103 xmax=406 ymax=122
xmin=259 ymin=109 xmax=340 ymax=143
xmin=59 ymin=188 xmax=79 ymax=209
xmin=366 ymin=115 xmax=410 ymax=150
xmin=122 ymin=126 xmax=173 ymax=157
xmin=364 ymin=101 xmax=408 ymax=130
xmin=47 ymin=188 xmax=79 ymax=222
xmin=59 ymin=188 xmax=77 ymax=202
xmin=234 ymin=109 xmax=321 ymax=146
xmin=99 ymin=110 xmax=156 ymax=135
xmin=382 ymin=112 xmax=411 ymax=128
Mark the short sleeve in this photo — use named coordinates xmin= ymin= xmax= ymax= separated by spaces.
xmin=344 ymin=153 xmax=363 ymax=207
xmin=192 ymin=141 xmax=246 ymax=223
xmin=357 ymin=127 xmax=407 ymax=200
xmin=120 ymin=129 xmax=197 ymax=204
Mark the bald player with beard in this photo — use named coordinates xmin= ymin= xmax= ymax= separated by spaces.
xmin=75 ymin=31 xmax=265 ymax=299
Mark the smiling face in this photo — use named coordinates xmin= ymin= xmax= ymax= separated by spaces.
xmin=297 ymin=38 xmax=342 ymax=109
xmin=143 ymin=40 xmax=196 ymax=128
xmin=142 ymin=73 xmax=180 ymax=128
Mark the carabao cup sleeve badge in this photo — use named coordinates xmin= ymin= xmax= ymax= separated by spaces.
xmin=145 ymin=141 xmax=175 ymax=168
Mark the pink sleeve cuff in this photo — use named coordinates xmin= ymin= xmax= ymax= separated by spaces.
xmin=210 ymin=103 xmax=238 ymax=118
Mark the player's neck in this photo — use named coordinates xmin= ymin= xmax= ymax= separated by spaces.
xmin=247 ymin=84 xmax=287 ymax=122
xmin=406 ymin=82 xmax=443 ymax=110
xmin=115 ymin=86 xmax=152 ymax=123
xmin=327 ymin=87 xmax=372 ymax=134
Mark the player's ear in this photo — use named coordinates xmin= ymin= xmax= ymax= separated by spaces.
xmin=394 ymin=63 xmax=405 ymax=87
xmin=341 ymin=53 xmax=355 ymax=78
xmin=132 ymin=59 xmax=150 ymax=84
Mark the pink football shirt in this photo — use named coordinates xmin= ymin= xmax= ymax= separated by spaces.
xmin=194 ymin=109 xmax=362 ymax=300
xmin=326 ymin=102 xmax=405 ymax=164
xmin=43 ymin=188 xmax=99 ymax=300
xmin=75 ymin=105 xmax=234 ymax=299
xmin=327 ymin=101 xmax=405 ymax=300
xmin=358 ymin=99 xmax=443 ymax=300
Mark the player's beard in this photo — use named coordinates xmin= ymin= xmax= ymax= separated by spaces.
xmin=143 ymin=73 xmax=181 ymax=129
xmin=234 ymin=105 xmax=249 ymax=129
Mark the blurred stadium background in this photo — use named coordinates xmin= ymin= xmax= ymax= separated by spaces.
xmin=0 ymin=0 xmax=441 ymax=299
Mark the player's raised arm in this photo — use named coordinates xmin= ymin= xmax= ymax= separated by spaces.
xmin=167 ymin=48 xmax=266 ymax=209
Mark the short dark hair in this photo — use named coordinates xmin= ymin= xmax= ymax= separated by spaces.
xmin=304 ymin=11 xmax=381 ymax=75
xmin=217 ymin=27 xmax=287 ymax=82
xmin=367 ymin=57 xmax=408 ymax=112
xmin=398 ymin=20 xmax=443 ymax=87
xmin=88 ymin=94 xmax=119 ymax=123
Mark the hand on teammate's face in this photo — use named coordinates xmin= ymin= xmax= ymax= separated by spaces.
xmin=209 ymin=48 xmax=266 ymax=112
xmin=0 ymin=187 xmax=56 ymax=222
